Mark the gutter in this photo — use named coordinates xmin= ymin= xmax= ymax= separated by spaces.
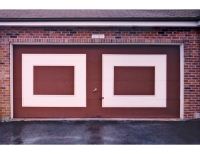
xmin=0 ymin=21 xmax=199 ymax=27
xmin=0 ymin=17 xmax=199 ymax=22
xmin=198 ymin=20 xmax=200 ymax=26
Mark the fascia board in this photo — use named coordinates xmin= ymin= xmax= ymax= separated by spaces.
xmin=0 ymin=21 xmax=199 ymax=27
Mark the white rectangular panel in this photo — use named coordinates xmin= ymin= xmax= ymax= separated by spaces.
xmin=22 ymin=54 xmax=86 ymax=107
xmin=102 ymin=54 xmax=167 ymax=108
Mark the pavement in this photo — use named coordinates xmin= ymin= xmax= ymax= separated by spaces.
xmin=0 ymin=120 xmax=200 ymax=144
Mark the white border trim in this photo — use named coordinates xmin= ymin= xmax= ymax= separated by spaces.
xmin=11 ymin=43 xmax=184 ymax=45
xmin=102 ymin=54 xmax=167 ymax=107
xmin=10 ymin=44 xmax=13 ymax=119
xmin=1 ymin=21 xmax=199 ymax=27
xmin=11 ymin=118 xmax=182 ymax=121
xmin=180 ymin=44 xmax=184 ymax=119
xmin=10 ymin=43 xmax=184 ymax=119
xmin=22 ymin=54 xmax=86 ymax=107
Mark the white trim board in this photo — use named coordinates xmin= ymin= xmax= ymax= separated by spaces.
xmin=10 ymin=43 xmax=184 ymax=119
xmin=10 ymin=118 xmax=182 ymax=121
xmin=1 ymin=21 xmax=199 ymax=27
xmin=180 ymin=44 xmax=184 ymax=119
xmin=10 ymin=44 xmax=13 ymax=119
xmin=11 ymin=43 xmax=184 ymax=45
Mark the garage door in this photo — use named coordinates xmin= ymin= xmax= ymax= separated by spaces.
xmin=13 ymin=45 xmax=180 ymax=118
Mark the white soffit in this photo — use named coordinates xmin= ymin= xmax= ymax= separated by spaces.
xmin=0 ymin=21 xmax=199 ymax=27
xmin=22 ymin=54 xmax=86 ymax=107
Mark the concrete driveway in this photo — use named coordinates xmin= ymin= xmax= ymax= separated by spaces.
xmin=0 ymin=120 xmax=200 ymax=144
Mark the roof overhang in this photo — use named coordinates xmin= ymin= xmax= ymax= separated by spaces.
xmin=0 ymin=21 xmax=200 ymax=27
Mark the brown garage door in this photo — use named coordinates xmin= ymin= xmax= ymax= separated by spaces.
xmin=13 ymin=45 xmax=180 ymax=118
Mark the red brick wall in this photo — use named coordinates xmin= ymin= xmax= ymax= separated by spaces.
xmin=0 ymin=26 xmax=200 ymax=120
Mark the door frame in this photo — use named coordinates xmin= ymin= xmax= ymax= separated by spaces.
xmin=10 ymin=43 xmax=184 ymax=119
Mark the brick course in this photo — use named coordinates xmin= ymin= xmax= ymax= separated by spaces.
xmin=0 ymin=26 xmax=200 ymax=120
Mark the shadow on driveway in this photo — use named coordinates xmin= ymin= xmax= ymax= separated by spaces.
xmin=0 ymin=120 xmax=200 ymax=144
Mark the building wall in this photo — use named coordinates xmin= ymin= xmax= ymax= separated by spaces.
xmin=0 ymin=26 xmax=199 ymax=121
